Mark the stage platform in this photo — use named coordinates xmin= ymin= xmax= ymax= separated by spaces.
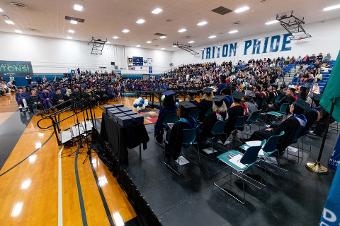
xmin=120 ymin=124 xmax=336 ymax=226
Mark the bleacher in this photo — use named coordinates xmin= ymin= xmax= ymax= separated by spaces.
xmin=288 ymin=60 xmax=336 ymax=92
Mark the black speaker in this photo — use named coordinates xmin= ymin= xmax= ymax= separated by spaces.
xmin=111 ymin=62 xmax=115 ymax=66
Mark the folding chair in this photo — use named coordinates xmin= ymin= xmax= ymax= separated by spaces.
xmin=244 ymin=110 xmax=261 ymax=136
xmin=214 ymin=145 xmax=265 ymax=204
xmin=265 ymin=103 xmax=289 ymax=118
xmin=164 ymin=127 xmax=200 ymax=175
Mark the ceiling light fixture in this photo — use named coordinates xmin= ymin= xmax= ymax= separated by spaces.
xmin=323 ymin=4 xmax=340 ymax=11
xmin=0 ymin=8 xmax=3 ymax=13
xmin=14 ymin=29 xmax=22 ymax=34
xmin=228 ymin=29 xmax=238 ymax=34
xmin=152 ymin=7 xmax=163 ymax=14
xmin=265 ymin=19 xmax=279 ymax=25
xmin=66 ymin=36 xmax=73 ymax=40
xmin=188 ymin=40 xmax=195 ymax=44
xmin=197 ymin=20 xmax=208 ymax=26
xmin=122 ymin=29 xmax=130 ymax=33
xmin=159 ymin=35 xmax=167 ymax=39
xmin=112 ymin=36 xmax=119 ymax=39
xmin=136 ymin=18 xmax=145 ymax=24
xmin=161 ymin=48 xmax=165 ymax=50
xmin=68 ymin=29 xmax=75 ymax=33
xmin=5 ymin=19 xmax=14 ymax=25
xmin=178 ymin=28 xmax=187 ymax=33
xmin=70 ymin=20 xmax=78 ymax=25
xmin=146 ymin=41 xmax=152 ymax=44
xmin=208 ymin=35 xmax=216 ymax=39
xmin=136 ymin=45 xmax=141 ymax=47
xmin=73 ymin=4 xmax=84 ymax=12
xmin=234 ymin=6 xmax=250 ymax=13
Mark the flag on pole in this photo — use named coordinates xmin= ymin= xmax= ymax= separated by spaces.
xmin=320 ymin=166 xmax=340 ymax=225
xmin=320 ymin=51 xmax=340 ymax=122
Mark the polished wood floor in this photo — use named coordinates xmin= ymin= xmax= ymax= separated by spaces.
xmin=0 ymin=96 xmax=141 ymax=226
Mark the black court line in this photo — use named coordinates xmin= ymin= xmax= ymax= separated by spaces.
xmin=0 ymin=111 xmax=32 ymax=170
xmin=89 ymin=150 xmax=115 ymax=226
xmin=0 ymin=131 xmax=54 ymax=177
xmin=75 ymin=144 xmax=89 ymax=226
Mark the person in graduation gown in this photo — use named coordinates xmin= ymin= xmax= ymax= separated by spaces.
xmin=185 ymin=90 xmax=199 ymax=106
xmin=198 ymin=95 xmax=228 ymax=144
xmin=198 ymin=87 xmax=213 ymax=121
xmin=220 ymin=86 xmax=233 ymax=108
xmin=165 ymin=101 xmax=199 ymax=161
xmin=224 ymin=91 xmax=245 ymax=139
xmin=154 ymin=90 xmax=177 ymax=143
xmin=247 ymin=99 xmax=309 ymax=156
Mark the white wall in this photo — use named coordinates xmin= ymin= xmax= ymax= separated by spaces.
xmin=172 ymin=18 xmax=340 ymax=66
xmin=0 ymin=32 xmax=173 ymax=74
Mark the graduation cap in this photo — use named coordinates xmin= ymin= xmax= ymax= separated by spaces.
xmin=180 ymin=101 xmax=197 ymax=112
xmin=188 ymin=90 xmax=198 ymax=96
xmin=245 ymin=91 xmax=256 ymax=98
xmin=213 ymin=95 xmax=225 ymax=107
xmin=295 ymin=99 xmax=311 ymax=112
xmin=162 ymin=90 xmax=176 ymax=96
xmin=202 ymin=87 xmax=213 ymax=94
xmin=232 ymin=91 xmax=244 ymax=101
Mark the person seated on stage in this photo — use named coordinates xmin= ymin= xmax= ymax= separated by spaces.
xmin=216 ymin=75 xmax=227 ymax=95
xmin=15 ymin=87 xmax=29 ymax=112
xmin=269 ymin=86 xmax=297 ymax=111
xmin=224 ymin=91 xmax=245 ymax=139
xmin=198 ymin=87 xmax=214 ymax=121
xmin=198 ymin=95 xmax=228 ymax=144
xmin=154 ymin=90 xmax=177 ymax=143
xmin=220 ymin=86 xmax=233 ymax=108
xmin=165 ymin=101 xmax=198 ymax=161
xmin=185 ymin=90 xmax=199 ymax=106
xmin=28 ymin=89 xmax=42 ymax=114
xmin=244 ymin=93 xmax=258 ymax=115
xmin=247 ymin=99 xmax=310 ymax=156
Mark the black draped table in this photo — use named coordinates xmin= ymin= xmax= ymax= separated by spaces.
xmin=100 ymin=111 xmax=149 ymax=165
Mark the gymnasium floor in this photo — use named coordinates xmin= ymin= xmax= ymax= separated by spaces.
xmin=0 ymin=95 xmax=141 ymax=226
xmin=0 ymin=94 xmax=337 ymax=226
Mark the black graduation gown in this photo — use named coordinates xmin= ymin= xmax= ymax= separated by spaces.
xmin=165 ymin=119 xmax=195 ymax=160
xmin=225 ymin=105 xmax=244 ymax=137
xmin=249 ymin=116 xmax=302 ymax=155
xmin=198 ymin=100 xmax=212 ymax=121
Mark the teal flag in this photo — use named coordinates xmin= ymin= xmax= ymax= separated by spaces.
xmin=320 ymin=51 xmax=340 ymax=122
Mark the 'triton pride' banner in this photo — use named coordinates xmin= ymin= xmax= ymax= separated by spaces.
xmin=201 ymin=33 xmax=292 ymax=60
xmin=0 ymin=60 xmax=33 ymax=74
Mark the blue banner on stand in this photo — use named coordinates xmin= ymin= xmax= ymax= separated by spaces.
xmin=329 ymin=134 xmax=340 ymax=170
xmin=320 ymin=167 xmax=340 ymax=225
xmin=149 ymin=66 xmax=152 ymax=74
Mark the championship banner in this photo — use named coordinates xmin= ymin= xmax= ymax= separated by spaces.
xmin=0 ymin=60 xmax=33 ymax=74
xmin=320 ymin=167 xmax=340 ymax=225
xmin=329 ymin=134 xmax=340 ymax=170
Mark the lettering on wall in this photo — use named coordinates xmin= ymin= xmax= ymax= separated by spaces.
xmin=201 ymin=33 xmax=292 ymax=60
xmin=0 ymin=60 xmax=33 ymax=74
